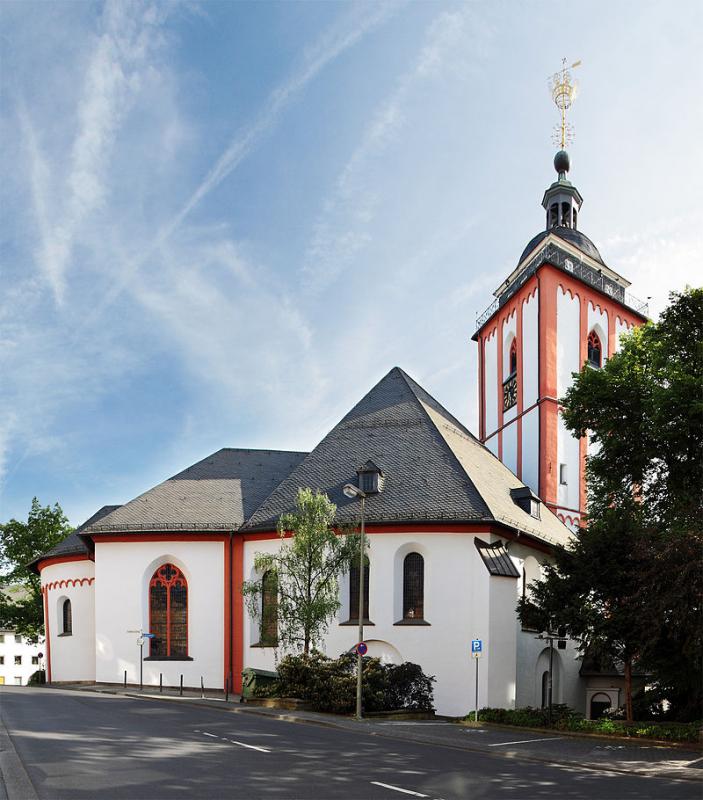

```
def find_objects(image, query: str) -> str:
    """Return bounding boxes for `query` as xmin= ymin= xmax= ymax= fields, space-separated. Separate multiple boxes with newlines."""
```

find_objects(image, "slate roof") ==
xmin=243 ymin=368 xmax=572 ymax=547
xmin=82 ymin=448 xmax=307 ymax=534
xmin=519 ymin=226 xmax=605 ymax=267
xmin=474 ymin=538 xmax=520 ymax=577
xmin=28 ymin=505 xmax=121 ymax=572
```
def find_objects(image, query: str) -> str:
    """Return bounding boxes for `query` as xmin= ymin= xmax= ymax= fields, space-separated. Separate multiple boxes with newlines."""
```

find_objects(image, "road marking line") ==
xmin=227 ymin=739 xmax=271 ymax=753
xmin=488 ymin=736 xmax=564 ymax=747
xmin=201 ymin=732 xmax=218 ymax=738
xmin=370 ymin=782 xmax=428 ymax=797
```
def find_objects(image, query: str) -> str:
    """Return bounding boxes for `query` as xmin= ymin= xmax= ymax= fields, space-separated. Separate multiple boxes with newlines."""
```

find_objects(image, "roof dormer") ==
xmin=356 ymin=460 xmax=384 ymax=495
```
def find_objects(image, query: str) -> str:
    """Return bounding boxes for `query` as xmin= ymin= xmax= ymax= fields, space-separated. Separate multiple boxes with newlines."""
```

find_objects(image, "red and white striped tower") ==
xmin=473 ymin=74 xmax=649 ymax=531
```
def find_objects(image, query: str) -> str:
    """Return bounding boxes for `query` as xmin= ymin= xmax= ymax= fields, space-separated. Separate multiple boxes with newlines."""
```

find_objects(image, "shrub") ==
xmin=27 ymin=670 xmax=46 ymax=685
xmin=271 ymin=651 xmax=435 ymax=713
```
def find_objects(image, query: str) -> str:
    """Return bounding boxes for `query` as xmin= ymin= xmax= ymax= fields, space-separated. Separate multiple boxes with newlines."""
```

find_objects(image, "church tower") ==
xmin=473 ymin=62 xmax=648 ymax=531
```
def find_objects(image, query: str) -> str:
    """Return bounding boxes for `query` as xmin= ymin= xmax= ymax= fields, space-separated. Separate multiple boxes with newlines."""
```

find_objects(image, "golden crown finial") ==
xmin=549 ymin=59 xmax=581 ymax=150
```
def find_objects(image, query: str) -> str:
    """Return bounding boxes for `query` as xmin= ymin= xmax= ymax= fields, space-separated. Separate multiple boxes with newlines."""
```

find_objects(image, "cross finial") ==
xmin=549 ymin=59 xmax=581 ymax=150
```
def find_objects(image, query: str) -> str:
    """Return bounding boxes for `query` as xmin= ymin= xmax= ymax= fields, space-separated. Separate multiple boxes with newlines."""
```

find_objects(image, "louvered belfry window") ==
xmin=149 ymin=563 xmax=188 ymax=658
xmin=403 ymin=552 xmax=424 ymax=620
xmin=349 ymin=556 xmax=370 ymax=621
xmin=260 ymin=570 xmax=278 ymax=646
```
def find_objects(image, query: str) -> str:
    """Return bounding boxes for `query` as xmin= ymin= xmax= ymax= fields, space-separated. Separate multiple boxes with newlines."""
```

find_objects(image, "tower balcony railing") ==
xmin=474 ymin=243 xmax=649 ymax=333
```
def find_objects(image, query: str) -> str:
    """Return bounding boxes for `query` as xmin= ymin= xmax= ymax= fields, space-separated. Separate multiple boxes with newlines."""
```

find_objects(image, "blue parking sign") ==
xmin=471 ymin=639 xmax=482 ymax=653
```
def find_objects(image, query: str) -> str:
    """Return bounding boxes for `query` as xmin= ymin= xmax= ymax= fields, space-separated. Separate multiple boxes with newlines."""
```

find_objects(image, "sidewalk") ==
xmin=54 ymin=683 xmax=702 ymax=783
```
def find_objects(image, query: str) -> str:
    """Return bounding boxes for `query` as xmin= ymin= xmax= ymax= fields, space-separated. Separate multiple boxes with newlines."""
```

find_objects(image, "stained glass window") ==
xmin=62 ymin=598 xmax=72 ymax=635
xmin=587 ymin=330 xmax=602 ymax=368
xmin=403 ymin=553 xmax=424 ymax=620
xmin=349 ymin=556 xmax=370 ymax=622
xmin=260 ymin=570 xmax=278 ymax=646
xmin=149 ymin=563 xmax=188 ymax=658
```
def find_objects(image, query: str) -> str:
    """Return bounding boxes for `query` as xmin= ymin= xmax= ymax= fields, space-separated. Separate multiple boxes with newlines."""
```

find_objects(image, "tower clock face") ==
xmin=503 ymin=375 xmax=517 ymax=411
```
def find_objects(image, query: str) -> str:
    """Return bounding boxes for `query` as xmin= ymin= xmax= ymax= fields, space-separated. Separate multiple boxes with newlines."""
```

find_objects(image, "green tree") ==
xmin=0 ymin=498 xmax=73 ymax=642
xmin=242 ymin=488 xmax=360 ymax=655
xmin=519 ymin=288 xmax=703 ymax=721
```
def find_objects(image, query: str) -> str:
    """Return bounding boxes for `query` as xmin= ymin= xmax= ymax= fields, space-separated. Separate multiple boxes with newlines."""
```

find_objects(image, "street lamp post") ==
xmin=343 ymin=482 xmax=366 ymax=721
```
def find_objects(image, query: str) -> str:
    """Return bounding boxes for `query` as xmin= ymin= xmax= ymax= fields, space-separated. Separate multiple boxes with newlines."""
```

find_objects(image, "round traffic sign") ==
xmin=356 ymin=642 xmax=368 ymax=656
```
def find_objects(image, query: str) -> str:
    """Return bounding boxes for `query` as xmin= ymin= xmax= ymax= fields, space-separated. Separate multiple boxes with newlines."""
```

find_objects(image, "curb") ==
xmin=0 ymin=705 xmax=39 ymax=800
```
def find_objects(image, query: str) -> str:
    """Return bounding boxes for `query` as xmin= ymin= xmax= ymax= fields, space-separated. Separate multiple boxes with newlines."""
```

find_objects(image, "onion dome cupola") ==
xmin=541 ymin=149 xmax=583 ymax=230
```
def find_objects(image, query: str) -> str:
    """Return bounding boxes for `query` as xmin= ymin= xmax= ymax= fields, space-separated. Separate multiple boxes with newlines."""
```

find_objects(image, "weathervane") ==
xmin=549 ymin=59 xmax=581 ymax=149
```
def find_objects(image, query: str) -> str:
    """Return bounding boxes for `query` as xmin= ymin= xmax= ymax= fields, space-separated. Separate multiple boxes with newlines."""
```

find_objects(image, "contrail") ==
xmin=80 ymin=1 xmax=402 ymax=330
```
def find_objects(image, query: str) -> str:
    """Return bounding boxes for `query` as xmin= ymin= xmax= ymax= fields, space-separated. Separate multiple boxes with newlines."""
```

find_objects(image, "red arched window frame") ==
xmin=509 ymin=339 xmax=518 ymax=376
xmin=587 ymin=330 xmax=602 ymax=368
xmin=149 ymin=563 xmax=188 ymax=659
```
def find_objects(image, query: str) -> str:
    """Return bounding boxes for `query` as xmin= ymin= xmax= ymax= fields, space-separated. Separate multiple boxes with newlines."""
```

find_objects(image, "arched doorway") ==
xmin=590 ymin=693 xmax=612 ymax=720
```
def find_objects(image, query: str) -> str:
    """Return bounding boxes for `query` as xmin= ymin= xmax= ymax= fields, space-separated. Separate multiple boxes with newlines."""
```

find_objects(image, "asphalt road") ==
xmin=0 ymin=687 xmax=698 ymax=800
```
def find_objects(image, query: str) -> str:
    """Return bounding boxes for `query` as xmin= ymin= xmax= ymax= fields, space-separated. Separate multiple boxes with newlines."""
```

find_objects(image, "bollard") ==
xmin=201 ymin=676 xmax=204 ymax=699
xmin=159 ymin=673 xmax=163 ymax=693
xmin=124 ymin=669 xmax=127 ymax=689
xmin=180 ymin=674 xmax=183 ymax=697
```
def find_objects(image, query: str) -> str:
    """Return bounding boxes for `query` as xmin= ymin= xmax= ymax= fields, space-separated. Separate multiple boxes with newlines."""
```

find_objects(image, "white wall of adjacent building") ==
xmin=0 ymin=630 xmax=44 ymax=686
xmin=40 ymin=559 xmax=95 ymax=683
xmin=94 ymin=541 xmax=225 ymax=690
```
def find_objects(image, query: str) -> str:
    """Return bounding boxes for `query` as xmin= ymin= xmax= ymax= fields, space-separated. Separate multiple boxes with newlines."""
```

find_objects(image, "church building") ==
xmin=32 ymin=114 xmax=649 ymax=718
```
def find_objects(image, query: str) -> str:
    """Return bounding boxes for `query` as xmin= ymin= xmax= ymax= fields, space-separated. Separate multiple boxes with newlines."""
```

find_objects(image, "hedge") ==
xmin=467 ymin=706 xmax=701 ymax=743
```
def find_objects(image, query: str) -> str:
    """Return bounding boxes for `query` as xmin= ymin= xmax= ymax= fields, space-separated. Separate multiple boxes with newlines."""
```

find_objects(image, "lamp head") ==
xmin=343 ymin=483 xmax=365 ymax=499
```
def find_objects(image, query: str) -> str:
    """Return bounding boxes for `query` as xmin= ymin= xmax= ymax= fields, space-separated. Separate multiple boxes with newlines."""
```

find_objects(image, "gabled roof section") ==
xmin=474 ymin=538 xmax=520 ymax=577
xmin=82 ymin=449 xmax=307 ymax=535
xmin=244 ymin=368 xmax=492 ymax=531
xmin=29 ymin=505 xmax=121 ymax=572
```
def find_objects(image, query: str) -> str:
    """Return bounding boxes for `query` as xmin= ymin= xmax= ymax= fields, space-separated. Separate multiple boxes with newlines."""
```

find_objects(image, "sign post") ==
xmin=128 ymin=629 xmax=155 ymax=691
xmin=471 ymin=639 xmax=482 ymax=722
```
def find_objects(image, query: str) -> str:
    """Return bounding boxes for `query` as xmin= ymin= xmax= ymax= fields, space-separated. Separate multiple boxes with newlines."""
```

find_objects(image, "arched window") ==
xmin=587 ymin=330 xmax=602 ymax=368
xmin=349 ymin=556 xmax=370 ymax=622
xmin=260 ymin=570 xmax=278 ymax=646
xmin=149 ymin=563 xmax=188 ymax=659
xmin=541 ymin=670 xmax=550 ymax=708
xmin=62 ymin=598 xmax=72 ymax=635
xmin=509 ymin=339 xmax=517 ymax=376
xmin=403 ymin=553 xmax=424 ymax=620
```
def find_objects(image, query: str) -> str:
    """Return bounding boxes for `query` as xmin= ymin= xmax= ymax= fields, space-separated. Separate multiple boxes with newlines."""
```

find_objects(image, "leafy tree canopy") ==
xmin=519 ymin=288 xmax=703 ymax=721
xmin=242 ymin=488 xmax=361 ymax=655
xmin=0 ymin=498 xmax=73 ymax=642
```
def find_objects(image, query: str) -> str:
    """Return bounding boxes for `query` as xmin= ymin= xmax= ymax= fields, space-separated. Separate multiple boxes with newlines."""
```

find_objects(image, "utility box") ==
xmin=241 ymin=667 xmax=277 ymax=699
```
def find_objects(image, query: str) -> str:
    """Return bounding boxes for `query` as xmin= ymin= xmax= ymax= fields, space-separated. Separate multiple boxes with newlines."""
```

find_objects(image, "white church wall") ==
xmin=557 ymin=414 xmax=580 ymax=511
xmin=556 ymin=288 xmax=581 ymax=513
xmin=521 ymin=407 xmax=539 ymax=495
xmin=556 ymin=287 xmax=580 ymax=397
xmin=615 ymin=317 xmax=631 ymax=353
xmin=487 ymin=576 xmax=517 ymax=708
xmin=41 ymin=560 xmax=95 ymax=682
xmin=485 ymin=436 xmax=499 ymax=458
xmin=521 ymin=288 xmax=539 ymax=409
xmin=484 ymin=331 xmax=498 ymax=437
xmin=94 ymin=541 xmax=224 ymax=689
xmin=512 ymin=548 xmax=584 ymax=713
xmin=243 ymin=531 xmax=510 ymax=717
xmin=502 ymin=420 xmax=518 ymax=477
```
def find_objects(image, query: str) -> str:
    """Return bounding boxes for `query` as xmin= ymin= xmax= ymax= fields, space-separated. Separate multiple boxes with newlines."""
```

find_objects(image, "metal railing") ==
xmin=474 ymin=243 xmax=649 ymax=332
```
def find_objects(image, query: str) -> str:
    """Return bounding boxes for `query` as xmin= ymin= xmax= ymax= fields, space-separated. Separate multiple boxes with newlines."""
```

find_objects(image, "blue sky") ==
xmin=1 ymin=0 xmax=701 ymax=527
